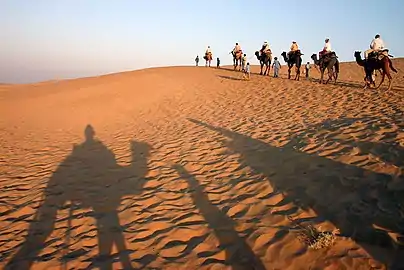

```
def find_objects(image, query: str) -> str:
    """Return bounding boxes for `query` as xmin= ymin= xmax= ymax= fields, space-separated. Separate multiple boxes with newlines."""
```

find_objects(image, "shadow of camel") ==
xmin=6 ymin=125 xmax=151 ymax=270
xmin=187 ymin=118 xmax=404 ymax=269
xmin=172 ymin=164 xmax=266 ymax=270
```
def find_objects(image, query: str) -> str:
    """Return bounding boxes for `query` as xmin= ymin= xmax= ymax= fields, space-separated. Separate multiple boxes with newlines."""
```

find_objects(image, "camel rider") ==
xmin=206 ymin=46 xmax=212 ymax=56
xmin=261 ymin=41 xmax=271 ymax=55
xmin=364 ymin=34 xmax=385 ymax=59
xmin=288 ymin=41 xmax=299 ymax=59
xmin=319 ymin=38 xmax=332 ymax=59
xmin=233 ymin=43 xmax=242 ymax=55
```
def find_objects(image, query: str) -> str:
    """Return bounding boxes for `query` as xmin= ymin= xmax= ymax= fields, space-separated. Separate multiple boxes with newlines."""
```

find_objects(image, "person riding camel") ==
xmin=261 ymin=41 xmax=271 ymax=55
xmin=233 ymin=43 xmax=242 ymax=56
xmin=319 ymin=38 xmax=332 ymax=59
xmin=288 ymin=41 xmax=299 ymax=59
xmin=205 ymin=46 xmax=212 ymax=57
xmin=364 ymin=34 xmax=385 ymax=59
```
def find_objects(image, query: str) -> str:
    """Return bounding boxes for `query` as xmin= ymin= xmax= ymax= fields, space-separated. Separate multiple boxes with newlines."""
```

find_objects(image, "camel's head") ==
xmin=131 ymin=141 xmax=152 ymax=159
xmin=354 ymin=51 xmax=362 ymax=58
xmin=255 ymin=51 xmax=260 ymax=58
xmin=311 ymin=54 xmax=317 ymax=61
xmin=281 ymin=52 xmax=286 ymax=56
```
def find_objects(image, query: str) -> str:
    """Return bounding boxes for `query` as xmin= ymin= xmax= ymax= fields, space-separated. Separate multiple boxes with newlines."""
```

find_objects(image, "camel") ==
xmin=311 ymin=52 xmax=339 ymax=84
xmin=354 ymin=50 xmax=397 ymax=90
xmin=203 ymin=53 xmax=213 ymax=67
xmin=231 ymin=51 xmax=243 ymax=71
xmin=255 ymin=49 xmax=272 ymax=76
xmin=281 ymin=50 xmax=303 ymax=80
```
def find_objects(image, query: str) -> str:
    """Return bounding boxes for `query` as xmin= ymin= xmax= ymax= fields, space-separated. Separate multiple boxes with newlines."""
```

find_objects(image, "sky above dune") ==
xmin=1 ymin=0 xmax=404 ymax=83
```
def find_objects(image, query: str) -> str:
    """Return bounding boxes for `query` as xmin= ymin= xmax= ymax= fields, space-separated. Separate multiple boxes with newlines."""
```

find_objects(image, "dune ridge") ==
xmin=1 ymin=60 xmax=404 ymax=269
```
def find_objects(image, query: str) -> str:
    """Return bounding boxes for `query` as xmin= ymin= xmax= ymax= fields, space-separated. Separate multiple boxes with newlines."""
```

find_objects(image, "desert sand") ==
xmin=1 ymin=60 xmax=404 ymax=270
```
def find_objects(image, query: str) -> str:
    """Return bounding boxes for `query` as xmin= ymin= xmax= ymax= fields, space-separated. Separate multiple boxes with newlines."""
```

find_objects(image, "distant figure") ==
xmin=272 ymin=57 xmax=281 ymax=78
xmin=242 ymin=54 xmax=247 ymax=71
xmin=195 ymin=55 xmax=199 ymax=66
xmin=305 ymin=62 xmax=311 ymax=79
xmin=217 ymin=57 xmax=221 ymax=68
xmin=243 ymin=62 xmax=251 ymax=80
xmin=204 ymin=46 xmax=213 ymax=67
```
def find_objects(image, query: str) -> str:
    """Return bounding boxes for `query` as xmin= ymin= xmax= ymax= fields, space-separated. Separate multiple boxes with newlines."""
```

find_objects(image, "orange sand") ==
xmin=1 ymin=60 xmax=404 ymax=269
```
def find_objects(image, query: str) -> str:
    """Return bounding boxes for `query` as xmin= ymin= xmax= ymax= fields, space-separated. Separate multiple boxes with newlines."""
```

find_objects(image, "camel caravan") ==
xmin=199 ymin=34 xmax=398 ymax=90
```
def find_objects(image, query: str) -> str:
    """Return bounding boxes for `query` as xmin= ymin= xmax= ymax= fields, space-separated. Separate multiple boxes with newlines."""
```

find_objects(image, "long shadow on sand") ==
xmin=6 ymin=125 xmax=151 ymax=270
xmin=172 ymin=164 xmax=266 ymax=270
xmin=217 ymin=75 xmax=245 ymax=81
xmin=188 ymin=117 xmax=404 ymax=268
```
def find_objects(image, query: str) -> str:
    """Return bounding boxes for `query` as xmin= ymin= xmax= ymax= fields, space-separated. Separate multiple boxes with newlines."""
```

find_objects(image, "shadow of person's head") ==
xmin=85 ymin=124 xmax=96 ymax=142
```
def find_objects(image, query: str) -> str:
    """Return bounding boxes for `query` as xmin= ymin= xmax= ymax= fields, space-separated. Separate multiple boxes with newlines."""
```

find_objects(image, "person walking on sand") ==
xmin=242 ymin=54 xmax=247 ymax=71
xmin=272 ymin=57 xmax=281 ymax=78
xmin=217 ymin=57 xmax=221 ymax=68
xmin=195 ymin=55 xmax=199 ymax=66
xmin=305 ymin=62 xmax=311 ymax=79
xmin=243 ymin=62 xmax=251 ymax=80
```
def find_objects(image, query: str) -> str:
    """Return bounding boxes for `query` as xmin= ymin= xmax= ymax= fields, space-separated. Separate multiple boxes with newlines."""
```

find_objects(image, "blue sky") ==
xmin=1 ymin=0 xmax=403 ymax=83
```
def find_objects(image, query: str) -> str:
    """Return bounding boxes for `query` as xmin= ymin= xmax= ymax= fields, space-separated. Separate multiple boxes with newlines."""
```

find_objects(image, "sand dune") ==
xmin=1 ymin=59 xmax=404 ymax=269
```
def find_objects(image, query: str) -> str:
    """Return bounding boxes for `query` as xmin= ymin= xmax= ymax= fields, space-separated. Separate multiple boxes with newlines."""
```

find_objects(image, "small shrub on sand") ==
xmin=287 ymin=216 xmax=339 ymax=250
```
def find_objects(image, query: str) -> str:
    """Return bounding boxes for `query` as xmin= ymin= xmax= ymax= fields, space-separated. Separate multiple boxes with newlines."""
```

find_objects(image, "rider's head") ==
xmin=375 ymin=34 xmax=380 ymax=39
xmin=208 ymin=46 xmax=210 ymax=48
xmin=244 ymin=54 xmax=246 ymax=56
xmin=236 ymin=43 xmax=238 ymax=45
xmin=325 ymin=38 xmax=329 ymax=42
xmin=292 ymin=41 xmax=296 ymax=44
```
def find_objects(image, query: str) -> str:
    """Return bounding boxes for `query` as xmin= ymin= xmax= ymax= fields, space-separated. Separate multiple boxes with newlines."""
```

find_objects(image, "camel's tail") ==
xmin=388 ymin=58 xmax=398 ymax=73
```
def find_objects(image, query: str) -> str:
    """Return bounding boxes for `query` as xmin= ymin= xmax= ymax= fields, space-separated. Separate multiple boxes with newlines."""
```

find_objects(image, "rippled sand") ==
xmin=1 ymin=60 xmax=404 ymax=269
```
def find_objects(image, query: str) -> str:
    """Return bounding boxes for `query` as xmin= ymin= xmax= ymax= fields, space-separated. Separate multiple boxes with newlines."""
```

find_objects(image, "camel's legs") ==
xmin=295 ymin=66 xmax=300 ymax=81
xmin=320 ymin=68 xmax=325 ymax=84
xmin=375 ymin=72 xmax=385 ymax=89
xmin=325 ymin=66 xmax=333 ymax=84
xmin=387 ymin=71 xmax=393 ymax=90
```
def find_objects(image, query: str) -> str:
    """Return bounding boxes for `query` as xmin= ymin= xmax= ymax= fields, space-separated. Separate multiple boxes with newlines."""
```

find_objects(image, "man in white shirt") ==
xmin=319 ymin=38 xmax=332 ymax=59
xmin=364 ymin=34 xmax=385 ymax=59
xmin=206 ymin=46 xmax=212 ymax=55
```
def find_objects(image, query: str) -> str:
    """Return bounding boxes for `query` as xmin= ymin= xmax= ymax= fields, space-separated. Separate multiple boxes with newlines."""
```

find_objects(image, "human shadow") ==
xmin=6 ymin=125 xmax=151 ymax=270
xmin=188 ymin=118 xmax=404 ymax=268
xmin=172 ymin=164 xmax=266 ymax=270
xmin=217 ymin=75 xmax=245 ymax=81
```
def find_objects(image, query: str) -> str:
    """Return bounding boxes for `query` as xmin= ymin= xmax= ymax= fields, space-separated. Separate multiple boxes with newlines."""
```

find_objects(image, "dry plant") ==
xmin=287 ymin=216 xmax=339 ymax=250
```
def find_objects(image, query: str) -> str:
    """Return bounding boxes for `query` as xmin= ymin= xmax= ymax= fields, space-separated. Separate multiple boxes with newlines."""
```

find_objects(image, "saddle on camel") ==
xmin=204 ymin=52 xmax=212 ymax=61
xmin=288 ymin=50 xmax=303 ymax=60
